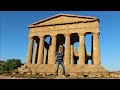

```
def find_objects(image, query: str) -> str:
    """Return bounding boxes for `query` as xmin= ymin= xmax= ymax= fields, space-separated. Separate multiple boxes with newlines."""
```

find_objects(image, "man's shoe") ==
xmin=55 ymin=75 xmax=58 ymax=77
xmin=62 ymin=75 xmax=66 ymax=77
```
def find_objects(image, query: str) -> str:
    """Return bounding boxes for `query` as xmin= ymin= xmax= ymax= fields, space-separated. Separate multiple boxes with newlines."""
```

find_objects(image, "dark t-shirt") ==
xmin=56 ymin=51 xmax=64 ymax=61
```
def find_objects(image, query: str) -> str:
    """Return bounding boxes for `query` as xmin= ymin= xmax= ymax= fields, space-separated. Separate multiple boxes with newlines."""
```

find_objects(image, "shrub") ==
xmin=1 ymin=58 xmax=22 ymax=73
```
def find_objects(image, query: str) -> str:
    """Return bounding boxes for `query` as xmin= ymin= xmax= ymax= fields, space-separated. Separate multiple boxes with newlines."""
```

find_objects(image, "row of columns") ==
xmin=26 ymin=32 xmax=100 ymax=66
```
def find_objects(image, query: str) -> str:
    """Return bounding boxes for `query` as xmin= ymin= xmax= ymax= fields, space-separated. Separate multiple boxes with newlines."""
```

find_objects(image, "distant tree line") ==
xmin=0 ymin=58 xmax=23 ymax=73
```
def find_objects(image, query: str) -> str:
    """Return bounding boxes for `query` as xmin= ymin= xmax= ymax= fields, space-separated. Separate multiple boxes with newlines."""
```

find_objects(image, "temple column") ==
xmin=37 ymin=35 xmax=44 ymax=64
xmin=26 ymin=37 xmax=34 ymax=65
xmin=78 ymin=33 xmax=85 ymax=65
xmin=43 ymin=47 xmax=47 ymax=64
xmin=33 ymin=41 xmax=39 ymax=64
xmin=64 ymin=34 xmax=71 ymax=65
xmin=92 ymin=32 xmax=100 ymax=65
xmin=50 ymin=35 xmax=57 ymax=64
xmin=48 ymin=37 xmax=52 ymax=64
xmin=71 ymin=45 xmax=74 ymax=64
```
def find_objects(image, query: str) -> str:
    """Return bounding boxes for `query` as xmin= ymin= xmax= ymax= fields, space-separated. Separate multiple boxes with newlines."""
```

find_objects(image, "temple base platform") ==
xmin=17 ymin=64 xmax=109 ymax=78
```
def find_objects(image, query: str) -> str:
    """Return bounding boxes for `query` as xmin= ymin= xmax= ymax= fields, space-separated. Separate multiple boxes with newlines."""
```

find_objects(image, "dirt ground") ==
xmin=0 ymin=74 xmax=120 ymax=79
xmin=0 ymin=74 xmax=76 ymax=79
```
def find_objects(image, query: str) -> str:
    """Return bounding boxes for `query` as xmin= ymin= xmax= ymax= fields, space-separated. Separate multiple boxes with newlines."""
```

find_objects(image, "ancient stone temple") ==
xmin=18 ymin=13 xmax=109 ymax=77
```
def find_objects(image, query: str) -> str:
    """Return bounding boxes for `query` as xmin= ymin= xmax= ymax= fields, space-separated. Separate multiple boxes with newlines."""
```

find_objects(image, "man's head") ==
xmin=59 ymin=45 xmax=64 ymax=52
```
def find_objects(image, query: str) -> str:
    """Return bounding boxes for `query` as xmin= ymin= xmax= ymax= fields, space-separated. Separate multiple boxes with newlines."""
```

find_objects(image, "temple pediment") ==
xmin=28 ymin=13 xmax=99 ymax=28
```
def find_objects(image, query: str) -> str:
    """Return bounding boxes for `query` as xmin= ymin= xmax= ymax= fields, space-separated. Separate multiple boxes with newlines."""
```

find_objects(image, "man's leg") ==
xmin=55 ymin=62 xmax=59 ymax=76
xmin=60 ymin=61 xmax=65 ymax=76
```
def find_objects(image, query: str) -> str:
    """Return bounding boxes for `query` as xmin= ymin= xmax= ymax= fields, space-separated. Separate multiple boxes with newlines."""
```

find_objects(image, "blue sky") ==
xmin=0 ymin=11 xmax=120 ymax=71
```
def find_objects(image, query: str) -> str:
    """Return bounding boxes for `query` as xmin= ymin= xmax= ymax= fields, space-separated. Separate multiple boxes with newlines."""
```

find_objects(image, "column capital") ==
xmin=51 ymin=34 xmax=57 ymax=37
xmin=38 ymin=35 xmax=44 ymax=38
xmin=78 ymin=33 xmax=85 ymax=36
xmin=92 ymin=32 xmax=100 ymax=36
xmin=64 ymin=34 xmax=70 ymax=37
xmin=28 ymin=36 xmax=33 ymax=39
